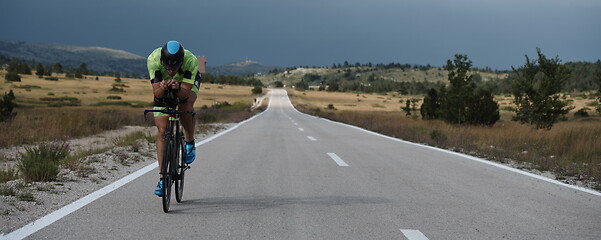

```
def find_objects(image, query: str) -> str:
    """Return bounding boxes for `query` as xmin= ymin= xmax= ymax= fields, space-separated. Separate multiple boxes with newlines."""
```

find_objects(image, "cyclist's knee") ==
xmin=156 ymin=127 xmax=167 ymax=137
xmin=180 ymin=96 xmax=196 ymax=110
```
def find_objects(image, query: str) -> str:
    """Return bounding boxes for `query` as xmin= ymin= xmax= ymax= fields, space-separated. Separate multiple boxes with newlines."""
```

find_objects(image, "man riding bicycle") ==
xmin=148 ymin=40 xmax=206 ymax=196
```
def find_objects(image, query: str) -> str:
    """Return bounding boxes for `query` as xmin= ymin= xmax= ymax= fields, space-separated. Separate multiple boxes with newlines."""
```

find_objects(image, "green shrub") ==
xmin=18 ymin=192 xmax=35 ymax=202
xmin=14 ymin=85 xmax=41 ymax=90
xmin=1 ymin=90 xmax=17 ymax=122
xmin=574 ymin=108 xmax=590 ymax=118
xmin=430 ymin=129 xmax=447 ymax=142
xmin=40 ymin=96 xmax=81 ymax=107
xmin=5 ymin=72 xmax=21 ymax=82
xmin=212 ymin=101 xmax=231 ymax=109
xmin=18 ymin=142 xmax=70 ymax=182
xmin=112 ymin=83 xmax=128 ymax=88
xmin=252 ymin=86 xmax=263 ymax=94
xmin=109 ymin=86 xmax=126 ymax=92
xmin=0 ymin=167 xmax=18 ymax=183
xmin=198 ymin=112 xmax=217 ymax=123
xmin=468 ymin=89 xmax=500 ymax=125
xmin=44 ymin=77 xmax=59 ymax=81
xmin=327 ymin=104 xmax=336 ymax=110
xmin=0 ymin=186 xmax=16 ymax=196
xmin=107 ymin=95 xmax=122 ymax=100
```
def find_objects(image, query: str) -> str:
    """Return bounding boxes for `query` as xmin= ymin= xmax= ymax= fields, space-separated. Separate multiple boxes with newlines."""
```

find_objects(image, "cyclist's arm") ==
xmin=148 ymin=50 xmax=168 ymax=99
xmin=176 ymin=53 xmax=199 ymax=99
xmin=152 ymin=82 xmax=167 ymax=99
xmin=149 ymin=69 xmax=167 ymax=99
xmin=176 ymin=82 xmax=193 ymax=99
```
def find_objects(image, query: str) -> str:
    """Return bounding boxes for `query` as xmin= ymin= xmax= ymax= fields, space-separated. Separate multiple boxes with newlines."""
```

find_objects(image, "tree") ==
xmin=252 ymin=86 xmax=263 ymax=94
xmin=511 ymin=48 xmax=573 ymax=130
xmin=421 ymin=88 xmax=442 ymax=120
xmin=402 ymin=99 xmax=412 ymax=116
xmin=0 ymin=90 xmax=17 ymax=122
xmin=294 ymin=80 xmax=309 ymax=91
xmin=5 ymin=72 xmax=21 ymax=82
xmin=53 ymin=63 xmax=63 ymax=73
xmin=441 ymin=54 xmax=475 ymax=124
xmin=367 ymin=73 xmax=376 ymax=82
xmin=75 ymin=63 xmax=88 ymax=78
xmin=468 ymin=89 xmax=500 ymax=125
xmin=273 ymin=81 xmax=283 ymax=88
xmin=36 ymin=64 xmax=45 ymax=77
xmin=439 ymin=54 xmax=500 ymax=126
xmin=7 ymin=60 xmax=31 ymax=74
xmin=402 ymin=98 xmax=420 ymax=116
xmin=327 ymin=81 xmax=339 ymax=92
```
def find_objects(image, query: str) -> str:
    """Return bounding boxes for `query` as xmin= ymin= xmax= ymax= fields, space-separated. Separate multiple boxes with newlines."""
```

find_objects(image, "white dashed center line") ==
xmin=400 ymin=229 xmax=429 ymax=240
xmin=327 ymin=152 xmax=348 ymax=167
xmin=307 ymin=136 xmax=316 ymax=141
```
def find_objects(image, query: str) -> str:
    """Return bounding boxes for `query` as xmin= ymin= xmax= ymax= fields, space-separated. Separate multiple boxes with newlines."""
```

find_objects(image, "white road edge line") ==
xmin=327 ymin=152 xmax=349 ymax=167
xmin=307 ymin=136 xmax=317 ymax=141
xmin=400 ymin=229 xmax=429 ymax=240
xmin=3 ymin=91 xmax=275 ymax=240
xmin=282 ymin=90 xmax=601 ymax=197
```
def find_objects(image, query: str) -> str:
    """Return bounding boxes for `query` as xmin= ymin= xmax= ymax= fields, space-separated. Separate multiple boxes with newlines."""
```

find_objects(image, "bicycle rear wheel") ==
xmin=175 ymin=134 xmax=185 ymax=202
xmin=161 ymin=138 xmax=173 ymax=213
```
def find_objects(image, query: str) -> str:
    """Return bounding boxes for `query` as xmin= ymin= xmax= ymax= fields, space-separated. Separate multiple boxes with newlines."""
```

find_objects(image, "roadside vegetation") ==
xmin=286 ymin=49 xmax=601 ymax=190
xmin=0 ymin=65 xmax=267 ymax=185
xmin=294 ymin=103 xmax=601 ymax=190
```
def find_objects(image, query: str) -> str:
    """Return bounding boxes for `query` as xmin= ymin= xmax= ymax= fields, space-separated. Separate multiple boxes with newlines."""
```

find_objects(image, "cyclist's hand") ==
xmin=167 ymin=79 xmax=180 ymax=90
xmin=159 ymin=80 xmax=171 ymax=90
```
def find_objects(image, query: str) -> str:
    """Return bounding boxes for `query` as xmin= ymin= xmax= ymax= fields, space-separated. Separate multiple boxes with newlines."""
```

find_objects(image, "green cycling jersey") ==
xmin=147 ymin=47 xmax=200 ymax=94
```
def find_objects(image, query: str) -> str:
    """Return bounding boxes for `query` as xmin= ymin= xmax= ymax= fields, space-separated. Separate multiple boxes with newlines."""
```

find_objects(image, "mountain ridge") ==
xmin=0 ymin=40 xmax=278 ymax=76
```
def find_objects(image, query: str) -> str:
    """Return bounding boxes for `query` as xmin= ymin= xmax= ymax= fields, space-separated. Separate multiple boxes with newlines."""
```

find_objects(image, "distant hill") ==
xmin=0 ymin=40 xmax=280 ymax=77
xmin=207 ymin=60 xmax=279 ymax=76
xmin=0 ymin=40 xmax=147 ymax=75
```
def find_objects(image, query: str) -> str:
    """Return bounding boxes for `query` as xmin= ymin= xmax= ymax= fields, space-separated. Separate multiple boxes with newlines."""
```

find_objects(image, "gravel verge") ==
xmin=0 ymin=123 xmax=235 ymax=234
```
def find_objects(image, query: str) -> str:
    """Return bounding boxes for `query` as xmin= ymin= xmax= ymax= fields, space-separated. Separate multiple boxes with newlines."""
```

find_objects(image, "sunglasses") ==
xmin=163 ymin=59 xmax=182 ymax=71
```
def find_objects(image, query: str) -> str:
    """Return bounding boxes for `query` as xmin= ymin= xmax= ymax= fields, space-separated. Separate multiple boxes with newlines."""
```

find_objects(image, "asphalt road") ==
xmin=16 ymin=89 xmax=601 ymax=239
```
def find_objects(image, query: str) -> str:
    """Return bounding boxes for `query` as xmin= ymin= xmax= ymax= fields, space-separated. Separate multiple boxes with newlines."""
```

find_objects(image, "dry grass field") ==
xmin=0 ymin=71 xmax=261 ymax=147
xmin=0 ymin=70 xmax=257 ymax=108
xmin=287 ymin=88 xmax=599 ymax=121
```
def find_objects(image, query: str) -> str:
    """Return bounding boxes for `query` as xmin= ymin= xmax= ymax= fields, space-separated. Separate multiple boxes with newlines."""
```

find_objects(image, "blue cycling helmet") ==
xmin=160 ymin=41 xmax=184 ymax=70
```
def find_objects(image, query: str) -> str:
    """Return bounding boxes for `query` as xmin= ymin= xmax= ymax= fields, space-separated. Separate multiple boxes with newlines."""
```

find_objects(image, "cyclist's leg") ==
xmin=178 ymin=92 xmax=197 ymax=142
xmin=179 ymin=72 xmax=200 ymax=142
xmin=154 ymin=116 xmax=169 ymax=174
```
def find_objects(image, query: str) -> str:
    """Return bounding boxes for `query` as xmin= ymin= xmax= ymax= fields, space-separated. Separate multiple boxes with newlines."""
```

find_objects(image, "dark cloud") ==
xmin=1 ymin=0 xmax=599 ymax=69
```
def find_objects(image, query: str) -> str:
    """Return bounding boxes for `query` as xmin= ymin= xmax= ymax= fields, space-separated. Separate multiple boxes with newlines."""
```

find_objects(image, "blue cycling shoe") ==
xmin=184 ymin=141 xmax=195 ymax=164
xmin=154 ymin=179 xmax=164 ymax=196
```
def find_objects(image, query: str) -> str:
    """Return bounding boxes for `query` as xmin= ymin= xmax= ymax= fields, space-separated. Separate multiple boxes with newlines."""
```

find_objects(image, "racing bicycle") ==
xmin=144 ymin=88 xmax=195 ymax=212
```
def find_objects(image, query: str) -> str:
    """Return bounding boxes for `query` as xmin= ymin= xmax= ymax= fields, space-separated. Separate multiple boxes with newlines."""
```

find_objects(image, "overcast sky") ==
xmin=1 ymin=0 xmax=599 ymax=69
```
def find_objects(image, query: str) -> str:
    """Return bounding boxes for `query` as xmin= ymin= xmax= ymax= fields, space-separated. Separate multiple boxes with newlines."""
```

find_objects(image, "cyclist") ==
xmin=148 ymin=40 xmax=207 ymax=196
